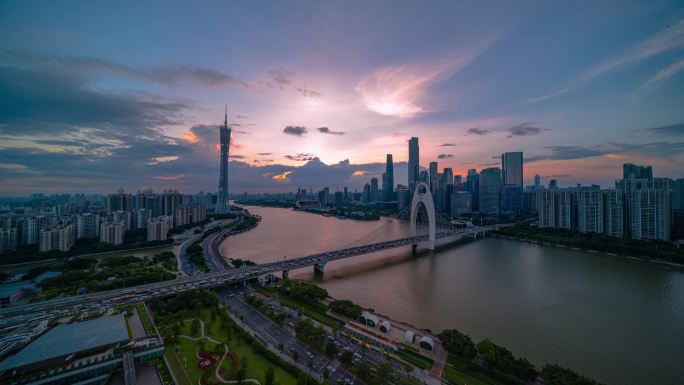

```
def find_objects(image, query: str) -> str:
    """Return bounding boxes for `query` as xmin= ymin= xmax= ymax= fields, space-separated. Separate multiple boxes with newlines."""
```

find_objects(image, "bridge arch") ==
xmin=409 ymin=182 xmax=436 ymax=250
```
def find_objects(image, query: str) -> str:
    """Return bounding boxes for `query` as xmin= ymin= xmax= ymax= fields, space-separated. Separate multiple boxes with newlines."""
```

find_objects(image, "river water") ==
xmin=220 ymin=206 xmax=684 ymax=385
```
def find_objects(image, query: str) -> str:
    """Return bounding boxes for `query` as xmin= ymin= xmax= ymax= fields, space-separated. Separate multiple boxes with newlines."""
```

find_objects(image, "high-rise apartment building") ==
xmin=623 ymin=163 xmax=653 ymax=180
xmin=603 ymin=189 xmax=624 ymax=237
xmin=100 ymin=221 xmax=125 ymax=245
xmin=629 ymin=188 xmax=671 ymax=241
xmin=673 ymin=178 xmax=684 ymax=211
xmin=537 ymin=190 xmax=556 ymax=228
xmin=39 ymin=225 xmax=74 ymax=252
xmin=575 ymin=189 xmax=604 ymax=233
xmin=76 ymin=213 xmax=100 ymax=239
xmin=107 ymin=188 xmax=132 ymax=212
xmin=147 ymin=216 xmax=171 ymax=242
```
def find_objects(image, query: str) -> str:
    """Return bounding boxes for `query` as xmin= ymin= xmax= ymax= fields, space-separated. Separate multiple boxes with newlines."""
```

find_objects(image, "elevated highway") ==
xmin=0 ymin=225 xmax=506 ymax=325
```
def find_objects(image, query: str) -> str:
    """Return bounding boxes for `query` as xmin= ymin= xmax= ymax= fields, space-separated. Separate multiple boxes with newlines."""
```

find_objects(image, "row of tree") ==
xmin=278 ymin=279 xmax=328 ymax=306
xmin=438 ymin=328 xmax=603 ymax=385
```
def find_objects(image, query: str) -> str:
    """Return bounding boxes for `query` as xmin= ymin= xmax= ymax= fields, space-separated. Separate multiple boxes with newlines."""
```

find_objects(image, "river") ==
xmin=220 ymin=205 xmax=684 ymax=385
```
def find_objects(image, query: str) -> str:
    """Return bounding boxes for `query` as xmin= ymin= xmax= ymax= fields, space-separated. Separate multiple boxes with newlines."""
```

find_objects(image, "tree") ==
xmin=325 ymin=341 xmax=338 ymax=357
xmin=329 ymin=300 xmax=363 ymax=319
xmin=340 ymin=351 xmax=353 ymax=366
xmin=438 ymin=329 xmax=476 ymax=360
xmin=323 ymin=367 xmax=330 ymax=379
xmin=542 ymin=364 xmax=604 ymax=385
xmin=355 ymin=360 xmax=372 ymax=381
xmin=265 ymin=367 xmax=275 ymax=385
xmin=278 ymin=342 xmax=284 ymax=351
xmin=293 ymin=350 xmax=299 ymax=362
xmin=296 ymin=373 xmax=307 ymax=385
xmin=374 ymin=363 xmax=394 ymax=385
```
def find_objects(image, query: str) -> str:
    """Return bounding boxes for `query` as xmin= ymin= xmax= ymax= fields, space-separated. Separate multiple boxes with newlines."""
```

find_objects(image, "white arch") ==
xmin=410 ymin=182 xmax=436 ymax=250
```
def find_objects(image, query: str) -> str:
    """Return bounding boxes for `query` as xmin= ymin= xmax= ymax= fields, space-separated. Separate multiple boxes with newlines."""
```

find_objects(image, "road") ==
xmin=217 ymin=287 xmax=361 ymax=385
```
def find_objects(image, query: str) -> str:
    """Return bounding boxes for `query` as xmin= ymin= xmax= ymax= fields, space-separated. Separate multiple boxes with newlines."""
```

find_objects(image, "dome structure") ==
xmin=379 ymin=320 xmax=392 ymax=333
xmin=359 ymin=311 xmax=379 ymax=327
xmin=419 ymin=336 xmax=434 ymax=351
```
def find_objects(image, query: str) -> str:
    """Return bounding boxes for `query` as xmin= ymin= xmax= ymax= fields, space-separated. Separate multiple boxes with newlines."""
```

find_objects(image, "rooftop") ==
xmin=0 ymin=281 xmax=35 ymax=299
xmin=0 ymin=314 xmax=129 ymax=371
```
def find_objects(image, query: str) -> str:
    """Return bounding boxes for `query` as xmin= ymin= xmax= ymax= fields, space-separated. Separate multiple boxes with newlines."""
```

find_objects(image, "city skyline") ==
xmin=1 ymin=1 xmax=684 ymax=195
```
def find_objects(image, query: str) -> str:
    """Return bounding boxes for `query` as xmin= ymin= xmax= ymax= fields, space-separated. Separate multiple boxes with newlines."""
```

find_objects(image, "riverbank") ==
xmin=493 ymin=234 xmax=684 ymax=269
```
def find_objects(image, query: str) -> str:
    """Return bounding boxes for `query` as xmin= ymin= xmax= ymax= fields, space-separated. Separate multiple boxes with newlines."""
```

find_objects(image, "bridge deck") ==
xmin=0 ymin=225 xmax=506 ymax=324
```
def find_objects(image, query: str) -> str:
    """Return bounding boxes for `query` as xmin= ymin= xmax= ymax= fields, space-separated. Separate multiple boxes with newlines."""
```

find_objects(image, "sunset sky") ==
xmin=1 ymin=1 xmax=683 ymax=194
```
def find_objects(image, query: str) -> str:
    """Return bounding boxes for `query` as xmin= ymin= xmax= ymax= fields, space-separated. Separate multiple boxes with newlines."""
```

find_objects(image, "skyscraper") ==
xmin=217 ymin=107 xmax=232 ymax=213
xmin=370 ymin=178 xmax=379 ymax=202
xmin=501 ymin=152 xmax=523 ymax=212
xmin=534 ymin=174 xmax=541 ymax=190
xmin=408 ymin=137 xmax=419 ymax=193
xmin=429 ymin=162 xmax=438 ymax=175
xmin=479 ymin=167 xmax=501 ymax=216
xmin=383 ymin=154 xmax=394 ymax=201
xmin=467 ymin=169 xmax=480 ymax=211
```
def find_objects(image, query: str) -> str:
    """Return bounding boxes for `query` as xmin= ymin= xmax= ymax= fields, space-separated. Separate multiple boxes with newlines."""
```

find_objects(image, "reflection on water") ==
xmin=221 ymin=206 xmax=684 ymax=385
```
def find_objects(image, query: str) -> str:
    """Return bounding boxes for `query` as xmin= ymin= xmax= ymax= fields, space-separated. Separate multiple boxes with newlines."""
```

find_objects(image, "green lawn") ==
xmin=443 ymin=365 xmax=500 ymax=385
xmin=163 ymin=308 xmax=297 ymax=385
xmin=395 ymin=348 xmax=434 ymax=370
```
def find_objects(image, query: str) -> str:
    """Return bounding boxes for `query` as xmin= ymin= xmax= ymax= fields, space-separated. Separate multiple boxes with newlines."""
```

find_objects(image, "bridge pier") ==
xmin=412 ymin=244 xmax=417 ymax=252
xmin=314 ymin=262 xmax=326 ymax=274
xmin=282 ymin=270 xmax=289 ymax=279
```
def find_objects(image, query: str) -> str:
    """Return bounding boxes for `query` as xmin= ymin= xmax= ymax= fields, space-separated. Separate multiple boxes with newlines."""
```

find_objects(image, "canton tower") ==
xmin=217 ymin=106 xmax=231 ymax=213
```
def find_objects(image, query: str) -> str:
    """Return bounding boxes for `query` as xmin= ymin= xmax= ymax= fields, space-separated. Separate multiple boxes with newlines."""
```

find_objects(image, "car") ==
xmin=289 ymin=347 xmax=295 ymax=352
xmin=345 ymin=379 xmax=353 ymax=385
xmin=328 ymin=335 xmax=335 ymax=341
xmin=306 ymin=352 xmax=313 ymax=359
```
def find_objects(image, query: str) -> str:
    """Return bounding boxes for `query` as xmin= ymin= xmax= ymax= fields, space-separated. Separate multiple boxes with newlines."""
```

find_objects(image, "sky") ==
xmin=1 ymin=0 xmax=683 ymax=195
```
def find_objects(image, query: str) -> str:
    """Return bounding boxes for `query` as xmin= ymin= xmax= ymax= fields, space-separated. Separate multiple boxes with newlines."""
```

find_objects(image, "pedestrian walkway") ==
xmin=177 ymin=318 xmax=262 ymax=385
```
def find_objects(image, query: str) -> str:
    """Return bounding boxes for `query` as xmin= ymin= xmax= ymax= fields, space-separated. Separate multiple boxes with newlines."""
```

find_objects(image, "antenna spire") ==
xmin=224 ymin=104 xmax=228 ymax=127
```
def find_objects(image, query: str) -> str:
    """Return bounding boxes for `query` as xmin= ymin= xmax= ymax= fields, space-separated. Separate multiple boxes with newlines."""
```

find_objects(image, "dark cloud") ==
xmin=506 ymin=122 xmax=549 ymax=138
xmin=257 ymin=153 xmax=273 ymax=156
xmin=1 ymin=49 xmax=246 ymax=88
xmin=283 ymin=126 xmax=308 ymax=136
xmin=526 ymin=142 xmax=684 ymax=162
xmin=467 ymin=127 xmax=492 ymax=135
xmin=646 ymin=122 xmax=684 ymax=136
xmin=230 ymin=155 xmax=245 ymax=159
xmin=439 ymin=143 xmax=457 ymax=147
xmin=268 ymin=69 xmax=293 ymax=89
xmin=437 ymin=154 xmax=453 ymax=159
xmin=296 ymin=87 xmax=322 ymax=98
xmin=478 ymin=162 xmax=499 ymax=167
xmin=285 ymin=153 xmax=317 ymax=162
xmin=0 ymin=66 xmax=190 ymax=136
xmin=318 ymin=127 xmax=346 ymax=136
